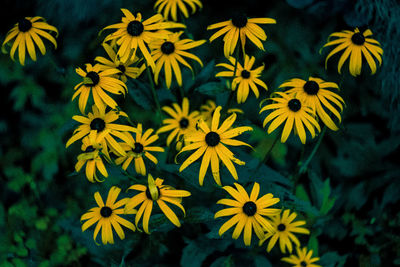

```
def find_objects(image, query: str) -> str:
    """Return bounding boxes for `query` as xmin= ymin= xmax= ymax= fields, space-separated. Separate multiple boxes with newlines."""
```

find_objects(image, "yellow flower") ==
xmin=150 ymin=31 xmax=205 ymax=89
xmin=279 ymin=77 xmax=345 ymax=131
xmin=281 ymin=247 xmax=321 ymax=267
xmin=215 ymin=182 xmax=280 ymax=246
xmin=321 ymin=28 xmax=383 ymax=76
xmin=2 ymin=16 xmax=58 ymax=65
xmin=259 ymin=209 xmax=310 ymax=253
xmin=200 ymin=100 xmax=243 ymax=127
xmin=216 ymin=54 xmax=268 ymax=103
xmin=260 ymin=92 xmax=321 ymax=144
xmin=207 ymin=14 xmax=276 ymax=58
xmin=66 ymin=105 xmax=136 ymax=156
xmin=115 ymin=123 xmax=164 ymax=175
xmin=81 ymin=186 xmax=136 ymax=245
xmin=179 ymin=106 xmax=252 ymax=186
xmin=125 ymin=174 xmax=191 ymax=234
xmin=157 ymin=97 xmax=200 ymax=147
xmin=95 ymin=43 xmax=145 ymax=83
xmin=154 ymin=0 xmax=203 ymax=21
xmin=75 ymin=132 xmax=109 ymax=183
xmin=73 ymin=63 xmax=127 ymax=114
xmin=102 ymin=9 xmax=185 ymax=70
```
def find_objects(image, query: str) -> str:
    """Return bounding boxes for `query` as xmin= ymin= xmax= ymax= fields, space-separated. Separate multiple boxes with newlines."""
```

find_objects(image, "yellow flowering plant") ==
xmin=4 ymin=1 xmax=391 ymax=267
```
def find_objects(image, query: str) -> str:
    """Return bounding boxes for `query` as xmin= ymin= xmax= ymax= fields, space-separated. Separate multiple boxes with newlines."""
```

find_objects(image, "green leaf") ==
xmin=320 ymin=179 xmax=336 ymax=215
xmin=254 ymin=255 xmax=273 ymax=267
xmin=127 ymin=79 xmax=153 ymax=110
xmin=295 ymin=184 xmax=311 ymax=203
xmin=307 ymin=233 xmax=319 ymax=257
xmin=193 ymin=59 xmax=215 ymax=85
xmin=181 ymin=236 xmax=231 ymax=267
xmin=9 ymin=80 xmax=45 ymax=111
xmin=195 ymin=81 xmax=227 ymax=96
xmin=210 ymin=255 xmax=234 ymax=267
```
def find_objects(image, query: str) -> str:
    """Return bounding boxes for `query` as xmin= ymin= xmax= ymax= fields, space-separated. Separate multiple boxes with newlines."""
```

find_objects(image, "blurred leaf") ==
xmin=181 ymin=236 xmax=231 ymax=267
xmin=307 ymin=233 xmax=319 ymax=257
xmin=9 ymin=80 xmax=44 ymax=111
xmin=127 ymin=79 xmax=153 ymax=111
xmin=254 ymin=255 xmax=273 ymax=267
xmin=286 ymin=0 xmax=314 ymax=9
xmin=195 ymin=81 xmax=227 ymax=96
xmin=296 ymin=184 xmax=311 ymax=203
xmin=210 ymin=255 xmax=234 ymax=267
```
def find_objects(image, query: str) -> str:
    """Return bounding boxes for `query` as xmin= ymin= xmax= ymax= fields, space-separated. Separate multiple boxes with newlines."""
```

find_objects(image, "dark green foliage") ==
xmin=1 ymin=0 xmax=400 ymax=266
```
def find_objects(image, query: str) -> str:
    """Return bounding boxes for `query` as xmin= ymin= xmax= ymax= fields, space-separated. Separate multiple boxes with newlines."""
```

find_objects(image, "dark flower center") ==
xmin=145 ymin=186 xmax=161 ymax=200
xmin=277 ymin=223 xmax=286 ymax=231
xmin=100 ymin=206 xmax=112 ymax=217
xmin=205 ymin=131 xmax=220 ymax=146
xmin=179 ymin=118 xmax=189 ymax=129
xmin=18 ymin=18 xmax=32 ymax=32
xmin=351 ymin=32 xmax=365 ymax=45
xmin=90 ymin=118 xmax=106 ymax=132
xmin=132 ymin=142 xmax=144 ymax=153
xmin=300 ymin=261 xmax=307 ymax=267
xmin=231 ymin=13 xmax=248 ymax=28
xmin=127 ymin=21 xmax=144 ymax=36
xmin=303 ymin=80 xmax=319 ymax=95
xmin=86 ymin=71 xmax=100 ymax=86
xmin=243 ymin=201 xmax=257 ymax=216
xmin=117 ymin=64 xmax=126 ymax=73
xmin=288 ymin=99 xmax=301 ymax=112
xmin=241 ymin=70 xmax=250 ymax=79
xmin=161 ymin=41 xmax=175 ymax=55
xmin=85 ymin=146 xmax=96 ymax=153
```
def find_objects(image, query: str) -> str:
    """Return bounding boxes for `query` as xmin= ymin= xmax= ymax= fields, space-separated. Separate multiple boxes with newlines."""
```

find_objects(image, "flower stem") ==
xmin=262 ymin=133 xmax=280 ymax=165
xmin=299 ymin=125 xmax=327 ymax=174
xmin=292 ymin=125 xmax=327 ymax=191
xmin=227 ymin=41 xmax=241 ymax=107
xmin=177 ymin=86 xmax=185 ymax=102
xmin=144 ymin=60 xmax=161 ymax=120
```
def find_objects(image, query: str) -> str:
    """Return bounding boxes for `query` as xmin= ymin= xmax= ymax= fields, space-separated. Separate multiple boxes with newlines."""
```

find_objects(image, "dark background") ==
xmin=1 ymin=0 xmax=400 ymax=266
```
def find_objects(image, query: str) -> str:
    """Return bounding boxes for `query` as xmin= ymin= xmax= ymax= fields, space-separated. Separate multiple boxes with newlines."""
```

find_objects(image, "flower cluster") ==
xmin=2 ymin=1 xmax=384 ymax=266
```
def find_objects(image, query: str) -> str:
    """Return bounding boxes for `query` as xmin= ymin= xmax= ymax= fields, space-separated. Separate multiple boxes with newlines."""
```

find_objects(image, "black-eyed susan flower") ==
xmin=154 ymin=0 xmax=203 ymax=22
xmin=102 ymin=9 xmax=185 ymax=69
xmin=95 ymin=43 xmax=144 ymax=83
xmin=281 ymin=247 xmax=321 ymax=267
xmin=215 ymin=182 xmax=280 ymax=246
xmin=178 ymin=106 xmax=252 ymax=186
xmin=279 ymin=77 xmax=345 ymax=131
xmin=259 ymin=209 xmax=310 ymax=253
xmin=2 ymin=16 xmax=58 ymax=65
xmin=66 ymin=105 xmax=136 ymax=156
xmin=115 ymin=123 xmax=164 ymax=175
xmin=81 ymin=186 xmax=136 ymax=245
xmin=216 ymin=54 xmax=268 ymax=103
xmin=75 ymin=132 xmax=109 ymax=183
xmin=207 ymin=14 xmax=276 ymax=58
xmin=73 ymin=63 xmax=127 ymax=114
xmin=125 ymin=174 xmax=191 ymax=234
xmin=200 ymin=99 xmax=243 ymax=127
xmin=260 ymin=92 xmax=321 ymax=144
xmin=157 ymin=97 xmax=200 ymax=147
xmin=150 ymin=31 xmax=205 ymax=89
xmin=321 ymin=28 xmax=383 ymax=76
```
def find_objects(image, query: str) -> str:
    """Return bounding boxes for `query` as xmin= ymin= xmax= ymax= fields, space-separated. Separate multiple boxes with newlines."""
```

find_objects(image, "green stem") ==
xmin=299 ymin=125 xmax=327 ymax=174
xmin=262 ymin=133 xmax=280 ymax=165
xmin=144 ymin=60 xmax=161 ymax=120
xmin=227 ymin=41 xmax=241 ymax=107
xmin=180 ymin=13 xmax=194 ymax=40
xmin=177 ymin=85 xmax=185 ymax=102
xmin=291 ymin=126 xmax=327 ymax=192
